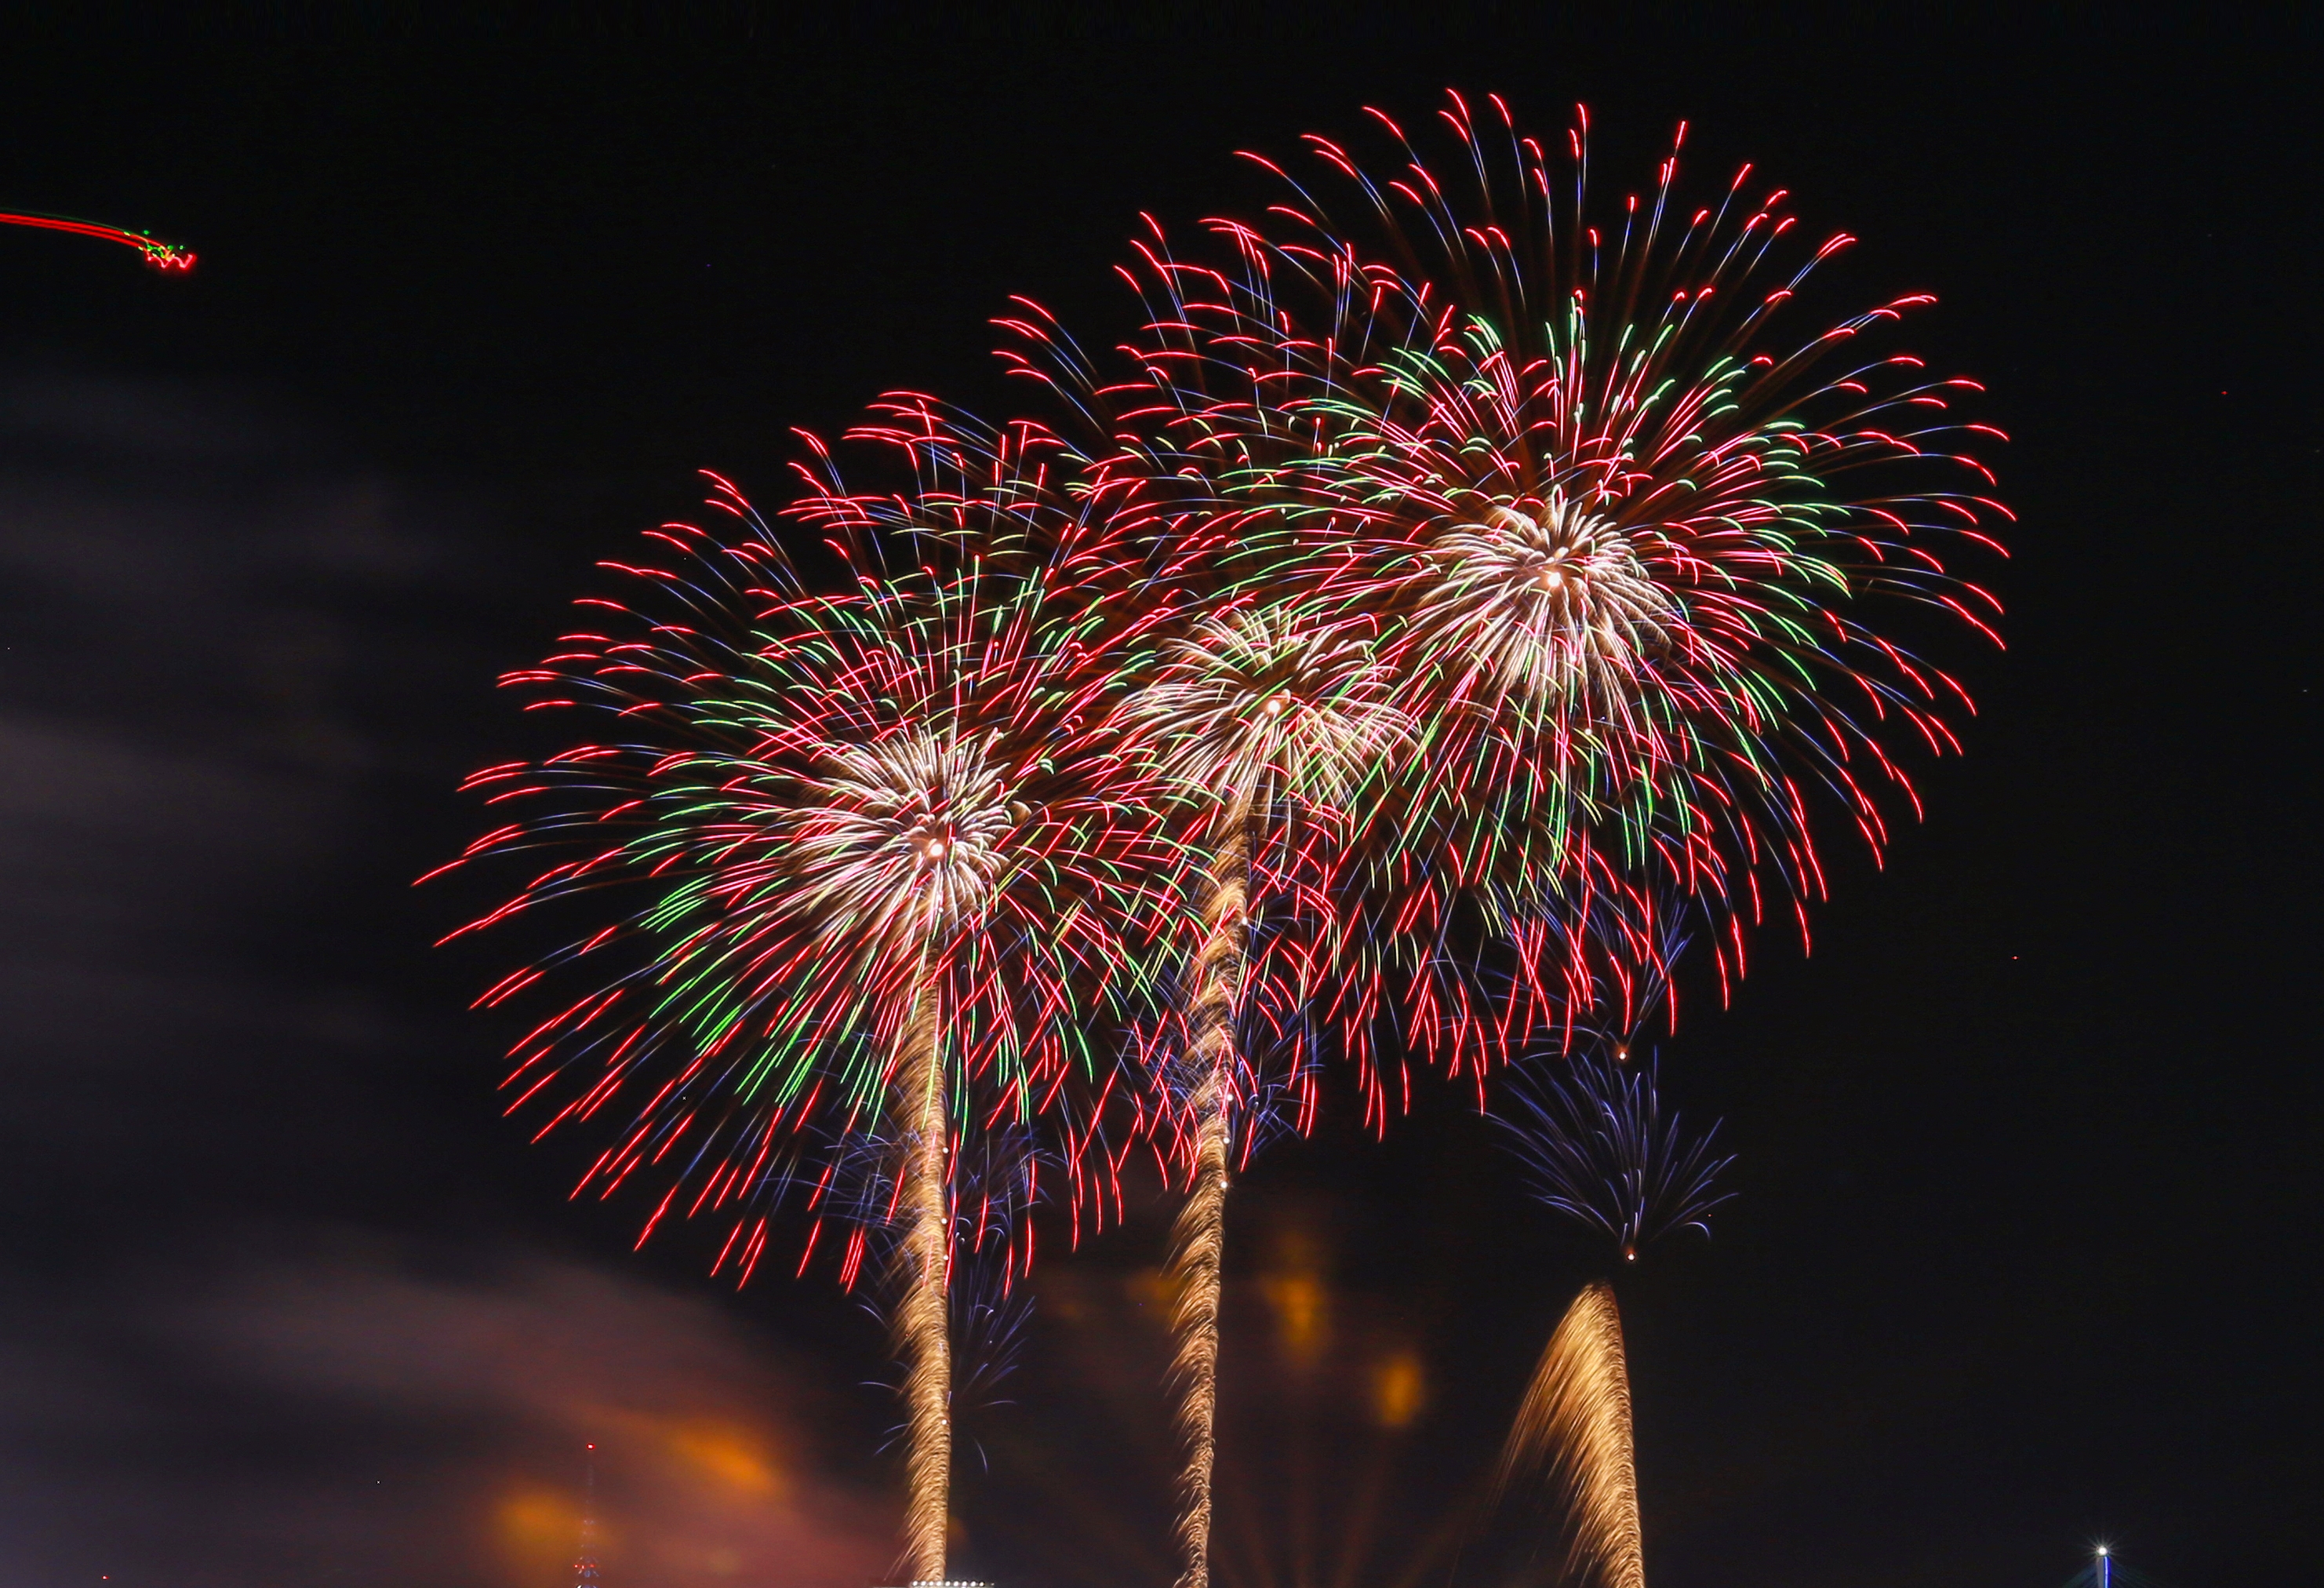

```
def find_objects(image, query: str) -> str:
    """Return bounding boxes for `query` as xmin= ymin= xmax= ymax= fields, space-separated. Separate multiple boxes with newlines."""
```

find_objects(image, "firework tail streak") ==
xmin=1499 ymin=1283 xmax=1646 ymax=1588
xmin=893 ymin=961 xmax=950 ymax=1582
xmin=1163 ymin=789 xmax=1246 ymax=1588
xmin=0 ymin=209 xmax=195 ymax=269
xmin=1121 ymin=608 xmax=1411 ymax=1588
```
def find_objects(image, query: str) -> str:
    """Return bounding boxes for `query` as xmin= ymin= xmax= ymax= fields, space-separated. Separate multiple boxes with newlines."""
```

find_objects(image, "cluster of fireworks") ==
xmin=435 ymin=93 xmax=2003 ymax=1587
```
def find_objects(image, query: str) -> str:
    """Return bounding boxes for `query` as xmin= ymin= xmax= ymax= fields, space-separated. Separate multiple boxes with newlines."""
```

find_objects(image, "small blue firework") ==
xmin=1499 ymin=1045 xmax=1735 ymax=1262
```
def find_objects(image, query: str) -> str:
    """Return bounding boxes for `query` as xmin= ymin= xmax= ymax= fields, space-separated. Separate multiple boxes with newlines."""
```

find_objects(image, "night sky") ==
xmin=0 ymin=12 xmax=2312 ymax=1588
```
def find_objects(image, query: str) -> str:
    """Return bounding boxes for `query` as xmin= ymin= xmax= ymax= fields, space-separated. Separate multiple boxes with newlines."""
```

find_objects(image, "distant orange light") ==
xmin=1372 ymin=1351 xmax=1426 ymax=1427
xmin=495 ymin=1485 xmax=583 ymax=1568
xmin=667 ymin=1423 xmax=784 ymax=1498
xmin=1260 ymin=1271 xmax=1329 ymax=1365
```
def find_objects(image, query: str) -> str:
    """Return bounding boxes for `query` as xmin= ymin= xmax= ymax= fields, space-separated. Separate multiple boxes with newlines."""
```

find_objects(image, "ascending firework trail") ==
xmin=1 ymin=210 xmax=195 ymax=270
xmin=1124 ymin=610 xmax=1409 ymax=1586
xmin=1500 ymin=1283 xmax=1646 ymax=1588
xmin=436 ymin=414 xmax=1181 ymax=1582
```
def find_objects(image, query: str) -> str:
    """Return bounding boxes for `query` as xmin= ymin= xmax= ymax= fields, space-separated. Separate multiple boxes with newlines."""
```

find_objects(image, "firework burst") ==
xmin=1050 ymin=91 xmax=2007 ymax=1011
xmin=1499 ymin=1044 xmax=1734 ymax=1263
xmin=1414 ymin=494 xmax=1678 ymax=704
xmin=435 ymin=414 xmax=1184 ymax=1581
xmin=1130 ymin=607 xmax=1410 ymax=807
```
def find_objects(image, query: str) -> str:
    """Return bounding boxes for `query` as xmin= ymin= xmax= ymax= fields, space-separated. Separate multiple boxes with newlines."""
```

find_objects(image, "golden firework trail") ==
xmin=1498 ymin=1282 xmax=1646 ymax=1588
xmin=892 ymin=968 xmax=951 ymax=1583
xmin=1127 ymin=610 xmax=1408 ymax=1588
xmin=1164 ymin=799 xmax=1250 ymax=1588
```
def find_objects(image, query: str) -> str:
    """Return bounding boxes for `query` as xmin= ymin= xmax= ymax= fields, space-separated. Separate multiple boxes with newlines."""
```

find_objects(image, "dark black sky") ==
xmin=0 ymin=9 xmax=2314 ymax=1588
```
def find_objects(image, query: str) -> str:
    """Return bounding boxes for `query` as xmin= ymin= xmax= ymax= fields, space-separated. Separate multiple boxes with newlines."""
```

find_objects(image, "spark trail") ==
xmin=1499 ymin=1282 xmax=1645 ymax=1588
xmin=1163 ymin=794 xmax=1244 ymax=1588
xmin=893 ymin=971 xmax=951 ymax=1579
xmin=1127 ymin=609 xmax=1409 ymax=1588
xmin=0 ymin=210 xmax=195 ymax=270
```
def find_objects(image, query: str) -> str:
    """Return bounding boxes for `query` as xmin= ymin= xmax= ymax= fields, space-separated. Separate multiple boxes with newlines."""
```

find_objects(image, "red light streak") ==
xmin=0 ymin=210 xmax=195 ymax=271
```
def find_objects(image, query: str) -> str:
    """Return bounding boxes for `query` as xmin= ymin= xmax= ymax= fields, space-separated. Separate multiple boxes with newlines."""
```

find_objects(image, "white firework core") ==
xmin=1128 ymin=608 xmax=1410 ymax=807
xmin=791 ymin=727 xmax=1013 ymax=945
xmin=1419 ymin=494 xmax=1676 ymax=702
